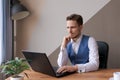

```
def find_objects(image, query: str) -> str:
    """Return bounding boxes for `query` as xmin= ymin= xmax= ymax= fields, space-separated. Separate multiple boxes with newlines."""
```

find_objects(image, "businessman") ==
xmin=57 ymin=14 xmax=99 ymax=73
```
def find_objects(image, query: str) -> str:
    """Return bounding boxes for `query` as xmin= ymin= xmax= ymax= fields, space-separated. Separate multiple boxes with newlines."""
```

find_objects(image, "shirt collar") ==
xmin=71 ymin=34 xmax=83 ymax=43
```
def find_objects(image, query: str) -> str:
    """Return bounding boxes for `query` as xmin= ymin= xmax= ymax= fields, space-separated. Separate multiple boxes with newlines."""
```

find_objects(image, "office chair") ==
xmin=97 ymin=41 xmax=109 ymax=69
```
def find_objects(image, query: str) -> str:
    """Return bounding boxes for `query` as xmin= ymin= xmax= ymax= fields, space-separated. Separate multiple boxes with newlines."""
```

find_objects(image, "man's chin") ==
xmin=71 ymin=36 xmax=80 ymax=40
xmin=70 ymin=35 xmax=78 ymax=39
xmin=71 ymin=37 xmax=76 ymax=39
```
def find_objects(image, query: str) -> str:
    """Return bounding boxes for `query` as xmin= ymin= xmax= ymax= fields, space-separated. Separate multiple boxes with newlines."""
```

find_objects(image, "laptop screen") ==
xmin=22 ymin=51 xmax=56 ymax=77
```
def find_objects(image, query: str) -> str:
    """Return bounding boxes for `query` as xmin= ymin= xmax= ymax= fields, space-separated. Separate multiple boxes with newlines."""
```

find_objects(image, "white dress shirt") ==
xmin=57 ymin=34 xmax=99 ymax=73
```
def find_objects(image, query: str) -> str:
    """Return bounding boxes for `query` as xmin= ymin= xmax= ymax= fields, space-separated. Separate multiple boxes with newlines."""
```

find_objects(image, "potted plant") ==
xmin=0 ymin=57 xmax=30 ymax=80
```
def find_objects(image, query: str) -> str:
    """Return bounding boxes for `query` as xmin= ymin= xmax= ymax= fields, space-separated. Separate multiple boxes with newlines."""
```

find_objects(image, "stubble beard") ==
xmin=71 ymin=33 xmax=81 ymax=42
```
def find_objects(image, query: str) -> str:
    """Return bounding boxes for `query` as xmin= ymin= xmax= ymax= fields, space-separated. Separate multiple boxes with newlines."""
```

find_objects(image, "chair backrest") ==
xmin=97 ymin=41 xmax=109 ymax=69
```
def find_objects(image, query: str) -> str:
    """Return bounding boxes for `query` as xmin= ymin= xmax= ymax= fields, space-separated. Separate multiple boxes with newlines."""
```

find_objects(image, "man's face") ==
xmin=66 ymin=20 xmax=82 ymax=39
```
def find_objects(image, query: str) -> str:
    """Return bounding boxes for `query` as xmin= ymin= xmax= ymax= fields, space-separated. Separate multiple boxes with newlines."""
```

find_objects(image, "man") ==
xmin=57 ymin=14 xmax=99 ymax=73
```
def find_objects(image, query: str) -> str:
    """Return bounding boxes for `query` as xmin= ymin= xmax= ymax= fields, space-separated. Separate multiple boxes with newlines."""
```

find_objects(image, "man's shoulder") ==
xmin=83 ymin=34 xmax=95 ymax=39
xmin=82 ymin=34 xmax=97 ymax=43
xmin=83 ymin=34 xmax=90 ymax=37
xmin=82 ymin=34 xmax=90 ymax=39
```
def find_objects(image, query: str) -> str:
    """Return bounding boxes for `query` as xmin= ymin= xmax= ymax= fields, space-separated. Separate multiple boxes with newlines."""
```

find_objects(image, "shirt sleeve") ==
xmin=57 ymin=47 xmax=69 ymax=67
xmin=77 ymin=37 xmax=99 ymax=73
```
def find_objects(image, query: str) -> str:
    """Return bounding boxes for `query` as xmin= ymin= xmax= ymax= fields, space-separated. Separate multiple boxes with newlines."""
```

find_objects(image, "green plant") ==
xmin=0 ymin=57 xmax=30 ymax=78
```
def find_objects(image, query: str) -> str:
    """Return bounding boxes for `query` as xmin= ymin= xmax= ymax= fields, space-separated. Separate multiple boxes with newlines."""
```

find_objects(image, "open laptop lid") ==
xmin=22 ymin=51 xmax=57 ymax=77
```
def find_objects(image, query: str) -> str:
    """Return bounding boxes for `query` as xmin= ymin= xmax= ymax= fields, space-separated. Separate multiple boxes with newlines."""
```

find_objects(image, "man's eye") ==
xmin=67 ymin=27 xmax=69 ymax=29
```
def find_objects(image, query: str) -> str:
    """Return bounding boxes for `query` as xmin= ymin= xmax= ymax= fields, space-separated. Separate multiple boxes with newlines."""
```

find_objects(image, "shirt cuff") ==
xmin=76 ymin=64 xmax=86 ymax=73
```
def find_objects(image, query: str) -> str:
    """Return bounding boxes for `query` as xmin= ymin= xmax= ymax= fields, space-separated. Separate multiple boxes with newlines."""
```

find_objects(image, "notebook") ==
xmin=22 ymin=51 xmax=75 ymax=77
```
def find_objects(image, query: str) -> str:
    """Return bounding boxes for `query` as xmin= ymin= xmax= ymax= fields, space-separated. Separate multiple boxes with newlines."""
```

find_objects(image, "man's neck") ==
xmin=72 ymin=34 xmax=81 ymax=42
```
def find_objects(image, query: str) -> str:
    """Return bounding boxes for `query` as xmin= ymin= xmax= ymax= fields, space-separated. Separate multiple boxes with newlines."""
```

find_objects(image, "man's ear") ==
xmin=80 ymin=25 xmax=83 ymax=30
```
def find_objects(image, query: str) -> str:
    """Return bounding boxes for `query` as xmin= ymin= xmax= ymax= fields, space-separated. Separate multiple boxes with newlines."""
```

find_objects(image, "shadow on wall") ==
xmin=48 ymin=46 xmax=60 ymax=67
xmin=48 ymin=46 xmax=71 ymax=67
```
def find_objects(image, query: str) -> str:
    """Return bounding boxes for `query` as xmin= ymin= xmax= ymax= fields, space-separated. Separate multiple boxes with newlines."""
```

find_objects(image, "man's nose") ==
xmin=69 ymin=28 xmax=72 ymax=33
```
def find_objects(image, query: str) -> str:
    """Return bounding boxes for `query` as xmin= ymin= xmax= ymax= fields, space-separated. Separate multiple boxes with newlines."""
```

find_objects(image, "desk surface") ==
xmin=6 ymin=69 xmax=120 ymax=80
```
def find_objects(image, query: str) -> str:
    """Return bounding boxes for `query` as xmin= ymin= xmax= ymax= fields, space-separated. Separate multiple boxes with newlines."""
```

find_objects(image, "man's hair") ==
xmin=66 ymin=14 xmax=83 ymax=25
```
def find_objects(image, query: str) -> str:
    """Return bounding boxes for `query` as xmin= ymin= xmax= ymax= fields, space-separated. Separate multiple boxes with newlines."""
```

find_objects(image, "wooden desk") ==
xmin=6 ymin=69 xmax=120 ymax=80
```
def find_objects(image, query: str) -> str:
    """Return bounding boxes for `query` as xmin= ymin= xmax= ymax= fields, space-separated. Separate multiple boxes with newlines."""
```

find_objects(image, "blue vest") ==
xmin=67 ymin=35 xmax=89 ymax=65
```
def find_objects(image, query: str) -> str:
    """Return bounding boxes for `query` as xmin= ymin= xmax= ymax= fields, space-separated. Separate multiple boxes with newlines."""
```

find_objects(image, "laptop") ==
xmin=22 ymin=51 xmax=75 ymax=77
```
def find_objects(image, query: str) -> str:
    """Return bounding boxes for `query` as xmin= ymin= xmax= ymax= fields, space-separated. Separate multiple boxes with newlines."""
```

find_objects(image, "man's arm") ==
xmin=57 ymin=47 xmax=69 ymax=67
xmin=57 ymin=36 xmax=71 ymax=67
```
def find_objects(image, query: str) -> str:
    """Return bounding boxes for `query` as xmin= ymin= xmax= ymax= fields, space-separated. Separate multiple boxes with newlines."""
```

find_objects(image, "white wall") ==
xmin=17 ymin=0 xmax=120 ymax=68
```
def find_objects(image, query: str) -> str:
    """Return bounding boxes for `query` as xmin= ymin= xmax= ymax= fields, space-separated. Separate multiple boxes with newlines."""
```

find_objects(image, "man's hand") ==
xmin=61 ymin=35 xmax=71 ymax=48
xmin=57 ymin=65 xmax=78 ymax=73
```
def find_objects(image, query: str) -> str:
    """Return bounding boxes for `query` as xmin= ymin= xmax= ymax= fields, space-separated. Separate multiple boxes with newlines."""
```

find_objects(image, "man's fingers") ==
xmin=57 ymin=66 xmax=67 ymax=73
